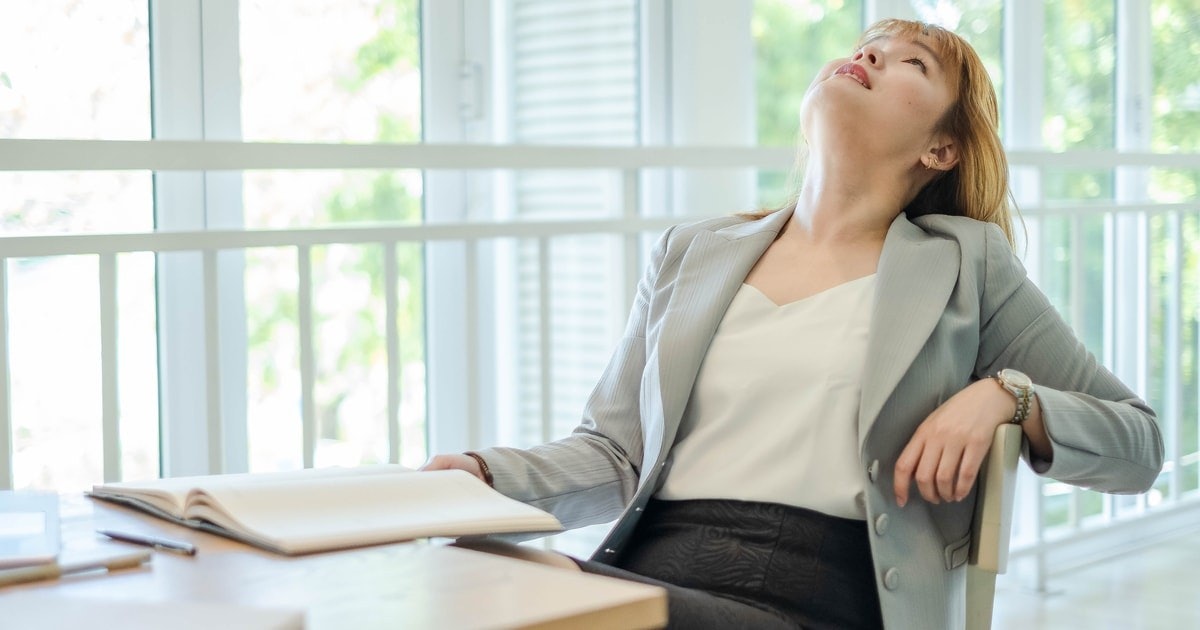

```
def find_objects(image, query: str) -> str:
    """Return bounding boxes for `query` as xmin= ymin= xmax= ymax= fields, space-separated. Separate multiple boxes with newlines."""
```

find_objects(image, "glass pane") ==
xmin=1042 ymin=482 xmax=1071 ymax=529
xmin=246 ymin=246 xmax=303 ymax=472
xmin=0 ymin=3 xmax=152 ymax=490
xmin=2 ymin=169 xmax=156 ymax=491
xmin=117 ymin=252 xmax=161 ymax=483
xmin=246 ymin=239 xmax=426 ymax=472
xmin=1151 ymin=0 xmax=1200 ymax=153
xmin=310 ymin=243 xmax=390 ymax=467
xmin=1182 ymin=462 xmax=1198 ymax=496
xmin=756 ymin=168 xmax=795 ymax=210
xmin=239 ymin=0 xmax=420 ymax=143
xmin=0 ymin=1 xmax=150 ymax=139
xmin=239 ymin=0 xmax=424 ymax=472
xmin=243 ymin=170 xmax=423 ymax=229
xmin=509 ymin=0 xmax=639 ymax=146
xmin=1043 ymin=1 xmax=1116 ymax=151
xmin=0 ymin=172 xmax=153 ymax=235
xmin=512 ymin=171 xmax=625 ymax=221
xmin=753 ymin=0 xmax=864 ymax=149
xmin=8 ymin=252 xmax=159 ymax=491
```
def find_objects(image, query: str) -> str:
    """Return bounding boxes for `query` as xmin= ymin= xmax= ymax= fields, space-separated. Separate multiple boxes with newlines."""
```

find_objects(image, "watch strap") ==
xmin=996 ymin=372 xmax=1033 ymax=424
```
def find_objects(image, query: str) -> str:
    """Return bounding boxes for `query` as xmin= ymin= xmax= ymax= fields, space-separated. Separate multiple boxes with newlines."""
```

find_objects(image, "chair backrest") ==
xmin=965 ymin=423 xmax=1023 ymax=630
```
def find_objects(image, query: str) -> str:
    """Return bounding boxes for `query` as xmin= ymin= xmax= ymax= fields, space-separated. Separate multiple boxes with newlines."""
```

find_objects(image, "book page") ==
xmin=89 ymin=476 xmax=199 ymax=518
xmin=90 ymin=465 xmax=413 ymax=519
xmin=185 ymin=469 xmax=562 ymax=554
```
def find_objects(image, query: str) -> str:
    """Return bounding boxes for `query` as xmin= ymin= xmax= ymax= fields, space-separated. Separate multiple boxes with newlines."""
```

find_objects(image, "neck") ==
xmin=787 ymin=149 xmax=919 ymax=246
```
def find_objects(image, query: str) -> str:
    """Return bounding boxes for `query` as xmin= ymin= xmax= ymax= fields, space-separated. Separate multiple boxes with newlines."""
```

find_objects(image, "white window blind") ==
xmin=503 ymin=0 xmax=640 ymax=447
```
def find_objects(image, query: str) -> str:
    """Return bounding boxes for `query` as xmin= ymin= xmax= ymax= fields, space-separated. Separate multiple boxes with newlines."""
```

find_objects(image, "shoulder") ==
xmin=909 ymin=213 xmax=1007 ymax=250
xmin=669 ymin=213 xmax=751 ymax=241
xmin=910 ymin=214 xmax=1017 ymax=270
xmin=909 ymin=214 xmax=1027 ymax=302
xmin=654 ymin=213 xmax=759 ymax=265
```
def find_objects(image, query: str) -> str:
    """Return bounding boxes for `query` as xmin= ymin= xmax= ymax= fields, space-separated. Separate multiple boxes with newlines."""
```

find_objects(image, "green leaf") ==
xmin=0 ymin=72 xmax=11 ymax=89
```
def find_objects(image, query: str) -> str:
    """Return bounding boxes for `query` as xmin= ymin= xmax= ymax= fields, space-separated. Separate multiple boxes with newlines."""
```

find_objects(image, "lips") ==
xmin=834 ymin=62 xmax=870 ymax=89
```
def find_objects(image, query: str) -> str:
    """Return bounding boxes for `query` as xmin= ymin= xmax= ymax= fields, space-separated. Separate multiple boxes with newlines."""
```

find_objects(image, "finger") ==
xmin=914 ymin=442 xmax=944 ymax=504
xmin=419 ymin=455 xmax=450 ymax=471
xmin=954 ymin=442 xmax=988 ymax=500
xmin=936 ymin=443 xmax=965 ymax=502
xmin=894 ymin=436 xmax=924 ymax=507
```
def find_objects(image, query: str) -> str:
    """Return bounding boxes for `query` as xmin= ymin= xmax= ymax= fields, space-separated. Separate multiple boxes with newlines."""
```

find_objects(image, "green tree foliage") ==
xmin=346 ymin=0 xmax=419 ymax=91
xmin=1152 ymin=0 xmax=1200 ymax=154
xmin=753 ymin=0 xmax=863 ymax=147
xmin=246 ymin=0 xmax=424 ymax=452
xmin=1149 ymin=0 xmax=1200 ymax=493
xmin=752 ymin=0 xmax=863 ymax=205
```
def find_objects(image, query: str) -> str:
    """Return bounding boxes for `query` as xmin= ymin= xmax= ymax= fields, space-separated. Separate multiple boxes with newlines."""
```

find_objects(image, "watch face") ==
xmin=1000 ymin=369 xmax=1032 ymax=389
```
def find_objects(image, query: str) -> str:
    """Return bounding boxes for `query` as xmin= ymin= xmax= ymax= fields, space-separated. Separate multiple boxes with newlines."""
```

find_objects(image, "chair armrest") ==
xmin=968 ymin=423 xmax=1023 ymax=574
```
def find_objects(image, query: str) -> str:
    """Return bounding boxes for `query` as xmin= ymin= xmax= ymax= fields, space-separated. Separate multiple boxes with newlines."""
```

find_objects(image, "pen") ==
xmin=97 ymin=529 xmax=197 ymax=556
xmin=0 ymin=549 xmax=151 ymax=588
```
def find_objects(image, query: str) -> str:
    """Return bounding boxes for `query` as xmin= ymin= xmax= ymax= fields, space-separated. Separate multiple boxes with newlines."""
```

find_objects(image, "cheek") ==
xmin=898 ymin=87 xmax=949 ymax=126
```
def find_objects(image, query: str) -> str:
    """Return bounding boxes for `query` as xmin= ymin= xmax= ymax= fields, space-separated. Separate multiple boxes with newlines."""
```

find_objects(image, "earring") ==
xmin=926 ymin=157 xmax=940 ymax=170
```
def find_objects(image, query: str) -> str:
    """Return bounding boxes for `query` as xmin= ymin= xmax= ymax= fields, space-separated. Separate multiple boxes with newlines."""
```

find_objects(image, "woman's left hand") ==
xmin=893 ymin=379 xmax=1016 ymax=507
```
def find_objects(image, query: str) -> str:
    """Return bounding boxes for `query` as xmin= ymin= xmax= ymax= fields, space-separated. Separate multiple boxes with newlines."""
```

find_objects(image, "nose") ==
xmin=853 ymin=45 xmax=880 ymax=66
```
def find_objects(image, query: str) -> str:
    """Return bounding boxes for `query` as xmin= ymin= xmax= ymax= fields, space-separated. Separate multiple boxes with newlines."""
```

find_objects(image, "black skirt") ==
xmin=578 ymin=498 xmax=884 ymax=630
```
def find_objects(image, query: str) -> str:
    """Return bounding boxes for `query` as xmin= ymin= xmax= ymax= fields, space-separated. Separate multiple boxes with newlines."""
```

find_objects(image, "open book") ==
xmin=89 ymin=466 xmax=562 ymax=555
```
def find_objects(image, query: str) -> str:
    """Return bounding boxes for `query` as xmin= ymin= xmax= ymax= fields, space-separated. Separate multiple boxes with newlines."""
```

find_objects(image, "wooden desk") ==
xmin=0 ymin=496 xmax=667 ymax=629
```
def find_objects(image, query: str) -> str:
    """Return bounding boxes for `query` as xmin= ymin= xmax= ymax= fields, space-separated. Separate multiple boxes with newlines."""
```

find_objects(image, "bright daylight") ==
xmin=1 ymin=1 xmax=1197 ymax=629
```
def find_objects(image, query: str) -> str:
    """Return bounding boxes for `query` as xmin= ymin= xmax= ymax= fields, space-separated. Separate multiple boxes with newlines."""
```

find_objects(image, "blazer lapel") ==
xmin=649 ymin=211 xmax=789 ymax=463
xmin=858 ymin=214 xmax=960 ymax=446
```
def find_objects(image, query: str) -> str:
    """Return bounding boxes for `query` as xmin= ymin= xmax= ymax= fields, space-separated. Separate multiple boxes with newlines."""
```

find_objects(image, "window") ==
xmin=0 ymin=0 xmax=1196 ymax=588
xmin=238 ymin=0 xmax=425 ymax=471
xmin=0 ymin=1 xmax=156 ymax=491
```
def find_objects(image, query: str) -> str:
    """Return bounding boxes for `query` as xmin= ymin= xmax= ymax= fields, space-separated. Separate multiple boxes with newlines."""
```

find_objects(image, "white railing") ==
xmin=1 ymin=141 xmax=1198 ymax=587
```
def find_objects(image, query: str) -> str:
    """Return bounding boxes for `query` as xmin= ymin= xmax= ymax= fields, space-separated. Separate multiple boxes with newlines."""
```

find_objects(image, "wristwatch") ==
xmin=995 ymin=369 xmax=1034 ymax=424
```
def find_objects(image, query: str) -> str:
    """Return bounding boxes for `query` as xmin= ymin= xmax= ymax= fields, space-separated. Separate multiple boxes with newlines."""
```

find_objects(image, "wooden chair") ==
xmin=966 ymin=423 xmax=1024 ymax=630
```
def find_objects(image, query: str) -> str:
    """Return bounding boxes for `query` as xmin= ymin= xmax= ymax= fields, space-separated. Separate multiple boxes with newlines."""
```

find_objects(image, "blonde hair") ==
xmin=749 ymin=19 xmax=1017 ymax=246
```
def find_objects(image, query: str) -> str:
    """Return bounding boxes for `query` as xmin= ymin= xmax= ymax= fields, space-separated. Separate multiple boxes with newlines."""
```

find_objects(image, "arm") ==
xmin=894 ymin=223 xmax=1163 ymax=506
xmin=425 ymin=226 xmax=677 ymax=527
xmin=973 ymin=223 xmax=1163 ymax=493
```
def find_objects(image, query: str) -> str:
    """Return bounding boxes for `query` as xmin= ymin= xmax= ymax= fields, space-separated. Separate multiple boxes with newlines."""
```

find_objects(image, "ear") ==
xmin=924 ymin=136 xmax=959 ymax=171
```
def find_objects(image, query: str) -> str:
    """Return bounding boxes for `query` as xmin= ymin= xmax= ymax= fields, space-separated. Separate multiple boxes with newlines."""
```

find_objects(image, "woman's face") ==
xmin=801 ymin=35 xmax=957 ymax=161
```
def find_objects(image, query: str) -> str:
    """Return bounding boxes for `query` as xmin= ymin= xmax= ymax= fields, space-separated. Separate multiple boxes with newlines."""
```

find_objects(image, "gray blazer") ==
xmin=478 ymin=207 xmax=1163 ymax=629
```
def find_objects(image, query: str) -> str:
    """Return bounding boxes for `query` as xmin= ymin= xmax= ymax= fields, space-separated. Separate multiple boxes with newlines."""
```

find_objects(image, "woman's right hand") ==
xmin=420 ymin=453 xmax=486 ymax=484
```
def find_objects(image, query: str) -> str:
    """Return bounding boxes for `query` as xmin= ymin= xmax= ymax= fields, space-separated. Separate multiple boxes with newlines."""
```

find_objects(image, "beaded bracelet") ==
xmin=463 ymin=451 xmax=494 ymax=487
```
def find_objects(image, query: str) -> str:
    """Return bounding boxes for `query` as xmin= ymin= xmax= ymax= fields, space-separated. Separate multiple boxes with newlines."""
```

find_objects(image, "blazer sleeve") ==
xmin=470 ymin=226 xmax=675 ymax=528
xmin=973 ymin=223 xmax=1164 ymax=494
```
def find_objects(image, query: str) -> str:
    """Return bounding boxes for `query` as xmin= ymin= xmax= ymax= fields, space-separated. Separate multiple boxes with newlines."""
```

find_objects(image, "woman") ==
xmin=424 ymin=19 xmax=1163 ymax=629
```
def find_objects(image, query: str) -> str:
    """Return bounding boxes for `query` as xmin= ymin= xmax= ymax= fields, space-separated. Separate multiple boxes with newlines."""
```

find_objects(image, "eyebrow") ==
xmin=908 ymin=40 xmax=945 ymax=72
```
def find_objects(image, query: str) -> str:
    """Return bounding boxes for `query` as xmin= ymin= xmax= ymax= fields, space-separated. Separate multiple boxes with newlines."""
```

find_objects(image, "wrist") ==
xmin=463 ymin=451 xmax=494 ymax=487
xmin=987 ymin=376 xmax=1017 ymax=414
xmin=994 ymin=368 xmax=1034 ymax=424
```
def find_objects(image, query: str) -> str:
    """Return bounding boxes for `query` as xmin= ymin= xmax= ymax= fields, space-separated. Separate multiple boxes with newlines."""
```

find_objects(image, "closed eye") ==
xmin=905 ymin=57 xmax=928 ymax=73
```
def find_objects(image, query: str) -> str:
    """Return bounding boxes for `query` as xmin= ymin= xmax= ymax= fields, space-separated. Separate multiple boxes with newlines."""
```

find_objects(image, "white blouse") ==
xmin=655 ymin=274 xmax=876 ymax=520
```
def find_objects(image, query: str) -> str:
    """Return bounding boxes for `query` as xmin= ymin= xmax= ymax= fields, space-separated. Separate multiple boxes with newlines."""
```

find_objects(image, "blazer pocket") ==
xmin=943 ymin=532 xmax=971 ymax=570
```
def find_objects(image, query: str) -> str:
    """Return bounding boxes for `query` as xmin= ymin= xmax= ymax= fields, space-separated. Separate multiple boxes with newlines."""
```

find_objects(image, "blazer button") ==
xmin=883 ymin=568 xmax=900 ymax=591
xmin=874 ymin=513 xmax=889 ymax=536
xmin=867 ymin=460 xmax=880 ymax=483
